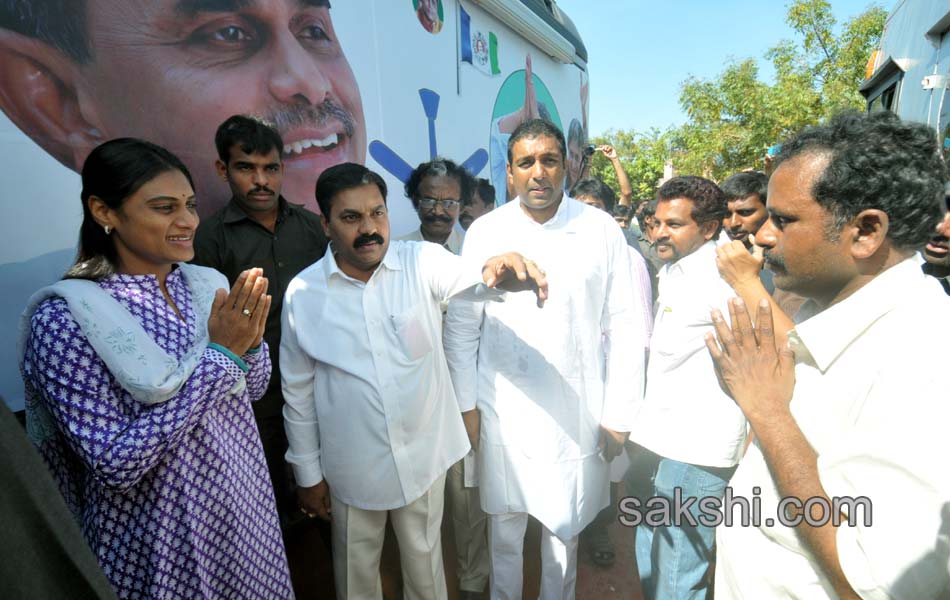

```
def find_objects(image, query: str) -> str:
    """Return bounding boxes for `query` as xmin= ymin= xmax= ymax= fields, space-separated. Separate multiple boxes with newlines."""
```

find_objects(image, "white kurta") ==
xmin=281 ymin=241 xmax=501 ymax=511
xmin=444 ymin=197 xmax=646 ymax=540
xmin=716 ymin=258 xmax=950 ymax=599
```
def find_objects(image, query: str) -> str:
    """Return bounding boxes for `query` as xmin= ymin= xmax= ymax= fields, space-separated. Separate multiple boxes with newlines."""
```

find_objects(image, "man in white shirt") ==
xmin=281 ymin=163 xmax=547 ymax=600
xmin=706 ymin=110 xmax=950 ymax=599
xmin=396 ymin=158 xmax=468 ymax=253
xmin=444 ymin=119 xmax=645 ymax=600
xmin=628 ymin=175 xmax=745 ymax=598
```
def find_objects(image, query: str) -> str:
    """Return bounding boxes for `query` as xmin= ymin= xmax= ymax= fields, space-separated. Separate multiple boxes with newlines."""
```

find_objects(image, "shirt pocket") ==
xmin=650 ymin=304 xmax=709 ymax=359
xmin=390 ymin=303 xmax=434 ymax=361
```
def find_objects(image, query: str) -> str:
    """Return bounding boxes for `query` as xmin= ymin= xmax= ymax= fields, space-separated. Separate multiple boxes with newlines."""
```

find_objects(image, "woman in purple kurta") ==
xmin=20 ymin=139 xmax=294 ymax=599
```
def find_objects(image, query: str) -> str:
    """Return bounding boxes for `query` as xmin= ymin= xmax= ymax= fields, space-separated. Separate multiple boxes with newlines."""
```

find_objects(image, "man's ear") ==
xmin=849 ymin=209 xmax=889 ymax=259
xmin=0 ymin=29 xmax=104 ymax=171
xmin=215 ymin=159 xmax=228 ymax=182
xmin=700 ymin=219 xmax=720 ymax=241
xmin=320 ymin=213 xmax=331 ymax=238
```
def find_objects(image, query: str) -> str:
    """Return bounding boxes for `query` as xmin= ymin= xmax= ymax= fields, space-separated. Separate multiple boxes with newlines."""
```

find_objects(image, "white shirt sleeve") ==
xmin=442 ymin=232 xmax=489 ymax=414
xmin=416 ymin=241 xmax=505 ymax=304
xmin=600 ymin=226 xmax=646 ymax=433
xmin=280 ymin=285 xmax=324 ymax=488
xmin=818 ymin=374 xmax=950 ymax=599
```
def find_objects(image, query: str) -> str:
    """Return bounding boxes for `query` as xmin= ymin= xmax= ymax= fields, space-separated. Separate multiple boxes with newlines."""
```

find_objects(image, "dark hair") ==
xmin=316 ymin=162 xmax=388 ymax=218
xmin=642 ymin=199 xmax=658 ymax=218
xmin=507 ymin=118 xmax=567 ymax=165
xmin=570 ymin=178 xmax=617 ymax=212
xmin=65 ymin=138 xmax=194 ymax=280
xmin=656 ymin=176 xmax=727 ymax=236
xmin=474 ymin=178 xmax=496 ymax=208
xmin=636 ymin=199 xmax=655 ymax=218
xmin=720 ymin=171 xmax=768 ymax=204
xmin=214 ymin=115 xmax=284 ymax=163
xmin=0 ymin=1 xmax=91 ymax=63
xmin=404 ymin=158 xmax=473 ymax=209
xmin=567 ymin=118 xmax=586 ymax=149
xmin=774 ymin=110 xmax=947 ymax=249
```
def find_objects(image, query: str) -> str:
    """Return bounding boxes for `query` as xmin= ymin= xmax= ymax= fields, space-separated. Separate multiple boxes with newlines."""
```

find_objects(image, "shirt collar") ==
xmin=659 ymin=240 xmax=718 ymax=280
xmin=407 ymin=227 xmax=465 ymax=254
xmin=513 ymin=193 xmax=575 ymax=229
xmin=221 ymin=196 xmax=291 ymax=224
xmin=322 ymin=241 xmax=403 ymax=282
xmin=789 ymin=257 xmax=920 ymax=371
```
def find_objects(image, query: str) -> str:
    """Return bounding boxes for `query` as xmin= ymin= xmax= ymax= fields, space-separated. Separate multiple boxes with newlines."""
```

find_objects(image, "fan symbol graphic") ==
xmin=369 ymin=88 xmax=489 ymax=184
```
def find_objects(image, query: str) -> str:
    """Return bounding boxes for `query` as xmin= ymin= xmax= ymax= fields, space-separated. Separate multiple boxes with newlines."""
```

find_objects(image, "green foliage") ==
xmin=593 ymin=0 xmax=886 ymax=189
xmin=670 ymin=0 xmax=886 ymax=180
xmin=589 ymin=129 xmax=669 ymax=202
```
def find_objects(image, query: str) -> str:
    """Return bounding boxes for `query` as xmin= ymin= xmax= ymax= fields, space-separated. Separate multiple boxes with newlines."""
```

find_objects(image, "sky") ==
xmin=554 ymin=0 xmax=889 ymax=137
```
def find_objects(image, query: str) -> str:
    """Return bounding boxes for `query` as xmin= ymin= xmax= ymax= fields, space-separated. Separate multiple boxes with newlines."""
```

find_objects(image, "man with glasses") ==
xmin=399 ymin=158 xmax=488 ymax=598
xmin=398 ymin=159 xmax=471 ymax=254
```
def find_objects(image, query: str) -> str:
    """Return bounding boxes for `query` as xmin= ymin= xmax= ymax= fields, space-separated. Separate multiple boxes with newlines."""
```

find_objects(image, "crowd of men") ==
xmin=6 ymin=107 xmax=950 ymax=600
xmin=212 ymin=110 xmax=950 ymax=600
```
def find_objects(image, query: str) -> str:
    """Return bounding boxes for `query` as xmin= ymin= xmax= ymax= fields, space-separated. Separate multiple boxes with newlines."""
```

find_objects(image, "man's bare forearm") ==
xmin=611 ymin=157 xmax=634 ymax=205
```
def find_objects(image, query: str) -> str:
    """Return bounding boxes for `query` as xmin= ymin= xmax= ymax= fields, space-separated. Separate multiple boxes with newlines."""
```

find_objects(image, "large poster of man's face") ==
xmin=0 ymin=0 xmax=589 ymax=410
xmin=0 ymin=0 xmax=366 ymax=218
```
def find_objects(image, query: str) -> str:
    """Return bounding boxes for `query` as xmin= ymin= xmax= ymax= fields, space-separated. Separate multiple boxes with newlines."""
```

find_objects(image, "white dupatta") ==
xmin=18 ymin=263 xmax=243 ymax=446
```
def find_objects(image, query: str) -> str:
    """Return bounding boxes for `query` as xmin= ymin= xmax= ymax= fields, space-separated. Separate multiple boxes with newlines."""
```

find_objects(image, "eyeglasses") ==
xmin=418 ymin=197 xmax=460 ymax=211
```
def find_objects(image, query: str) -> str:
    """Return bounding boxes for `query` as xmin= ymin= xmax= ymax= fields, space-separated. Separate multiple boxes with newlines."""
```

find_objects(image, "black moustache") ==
xmin=251 ymin=187 xmax=274 ymax=195
xmin=423 ymin=215 xmax=454 ymax=224
xmin=354 ymin=234 xmax=385 ymax=248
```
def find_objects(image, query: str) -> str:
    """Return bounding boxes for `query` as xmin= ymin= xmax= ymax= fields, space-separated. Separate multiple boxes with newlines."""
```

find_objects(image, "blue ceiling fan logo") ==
xmin=369 ymin=89 xmax=489 ymax=183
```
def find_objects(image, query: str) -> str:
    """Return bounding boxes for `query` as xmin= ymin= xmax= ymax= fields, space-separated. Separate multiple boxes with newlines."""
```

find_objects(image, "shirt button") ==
xmin=278 ymin=261 xmax=285 ymax=267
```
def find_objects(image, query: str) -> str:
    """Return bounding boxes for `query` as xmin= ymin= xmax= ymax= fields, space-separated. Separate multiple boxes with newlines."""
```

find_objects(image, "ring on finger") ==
xmin=241 ymin=308 xmax=253 ymax=318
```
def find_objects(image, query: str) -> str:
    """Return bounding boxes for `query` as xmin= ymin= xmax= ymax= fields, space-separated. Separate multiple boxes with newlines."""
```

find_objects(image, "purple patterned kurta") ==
xmin=21 ymin=269 xmax=294 ymax=599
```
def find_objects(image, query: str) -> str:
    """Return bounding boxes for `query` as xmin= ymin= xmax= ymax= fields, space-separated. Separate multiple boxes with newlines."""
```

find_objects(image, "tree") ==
xmin=670 ymin=0 xmax=886 ymax=180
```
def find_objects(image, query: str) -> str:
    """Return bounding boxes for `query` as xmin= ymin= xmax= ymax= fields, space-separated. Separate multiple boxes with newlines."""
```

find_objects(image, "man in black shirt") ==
xmin=193 ymin=115 xmax=328 ymax=524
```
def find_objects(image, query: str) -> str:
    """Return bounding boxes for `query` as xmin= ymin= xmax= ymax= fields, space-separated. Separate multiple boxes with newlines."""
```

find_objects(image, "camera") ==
xmin=583 ymin=144 xmax=597 ymax=157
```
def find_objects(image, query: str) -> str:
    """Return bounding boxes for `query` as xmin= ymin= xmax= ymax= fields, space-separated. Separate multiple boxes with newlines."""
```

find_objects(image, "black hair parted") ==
xmin=720 ymin=171 xmax=768 ymax=204
xmin=0 ymin=0 xmax=90 ymax=63
xmin=656 ymin=176 xmax=727 ymax=236
xmin=507 ymin=118 xmax=567 ymax=165
xmin=774 ymin=110 xmax=947 ymax=250
xmin=404 ymin=158 xmax=473 ymax=210
xmin=315 ymin=162 xmax=387 ymax=218
xmin=570 ymin=178 xmax=617 ymax=213
xmin=66 ymin=138 xmax=194 ymax=280
xmin=214 ymin=115 xmax=284 ymax=164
